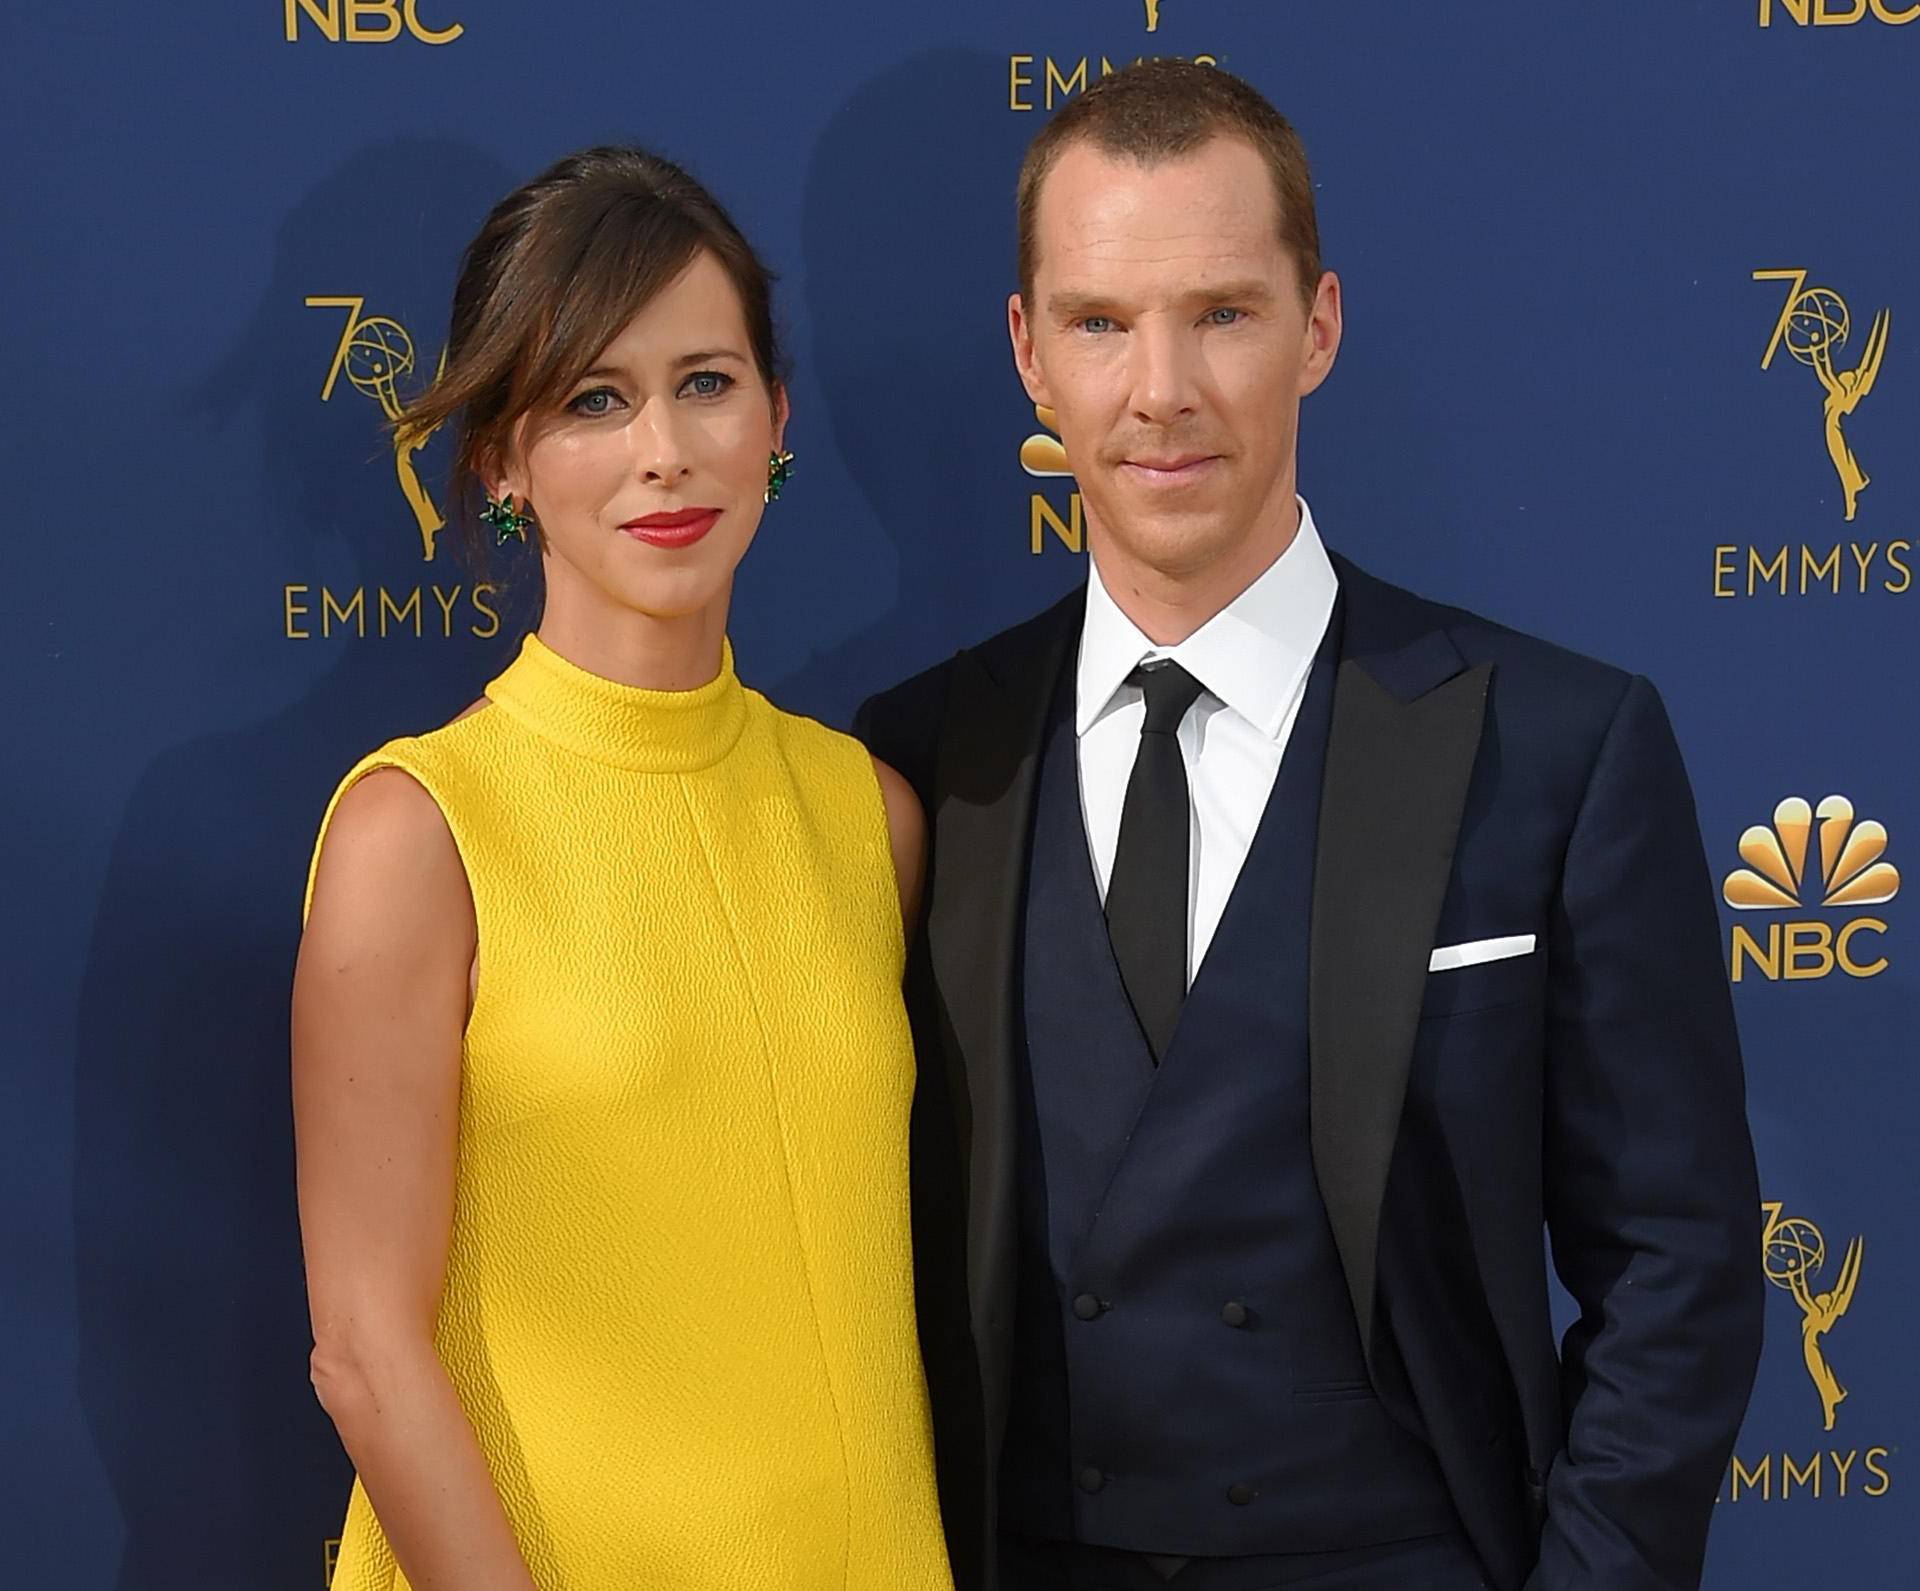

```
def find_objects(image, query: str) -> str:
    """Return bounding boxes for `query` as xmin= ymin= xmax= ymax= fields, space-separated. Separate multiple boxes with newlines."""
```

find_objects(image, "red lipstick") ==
xmin=620 ymin=507 xmax=721 ymax=549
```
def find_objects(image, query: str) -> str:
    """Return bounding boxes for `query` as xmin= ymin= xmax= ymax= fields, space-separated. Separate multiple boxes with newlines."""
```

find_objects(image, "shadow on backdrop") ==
xmin=773 ymin=47 xmax=1070 ymax=725
xmin=73 ymin=138 xmax=518 ymax=1591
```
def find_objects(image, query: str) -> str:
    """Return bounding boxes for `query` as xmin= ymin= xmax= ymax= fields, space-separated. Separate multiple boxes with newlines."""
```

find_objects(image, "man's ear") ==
xmin=1008 ymin=291 xmax=1054 ymax=408
xmin=1298 ymin=269 xmax=1343 ymax=399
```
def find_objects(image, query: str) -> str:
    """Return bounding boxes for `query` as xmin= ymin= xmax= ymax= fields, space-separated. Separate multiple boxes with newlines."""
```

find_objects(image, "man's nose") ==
xmin=1129 ymin=324 xmax=1201 ymax=427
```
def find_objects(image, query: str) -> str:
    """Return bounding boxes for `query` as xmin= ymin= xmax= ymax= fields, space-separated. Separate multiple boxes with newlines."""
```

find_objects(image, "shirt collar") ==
xmin=1075 ymin=497 xmax=1339 ymax=740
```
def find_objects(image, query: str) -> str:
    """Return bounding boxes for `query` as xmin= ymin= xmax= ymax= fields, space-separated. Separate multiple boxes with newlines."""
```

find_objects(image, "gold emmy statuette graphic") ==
xmin=1144 ymin=0 xmax=1163 ymax=31
xmin=1020 ymin=404 xmax=1073 ymax=477
xmin=307 ymin=295 xmax=447 ymax=560
xmin=1722 ymin=795 xmax=1900 ymax=910
xmin=1755 ymin=269 xmax=1891 ymax=522
xmin=1763 ymin=1201 xmax=1864 ymax=1432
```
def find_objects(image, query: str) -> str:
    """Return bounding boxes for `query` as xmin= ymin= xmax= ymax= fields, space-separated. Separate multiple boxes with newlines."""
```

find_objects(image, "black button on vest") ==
xmin=1104 ymin=660 xmax=1206 ymax=1063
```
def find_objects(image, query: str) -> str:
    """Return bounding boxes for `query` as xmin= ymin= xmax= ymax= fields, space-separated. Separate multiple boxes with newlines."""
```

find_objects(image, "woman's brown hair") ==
xmin=401 ymin=146 xmax=785 ymax=561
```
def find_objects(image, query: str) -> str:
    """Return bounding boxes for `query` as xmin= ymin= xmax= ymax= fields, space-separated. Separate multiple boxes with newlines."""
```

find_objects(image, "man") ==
xmin=859 ymin=61 xmax=1762 ymax=1591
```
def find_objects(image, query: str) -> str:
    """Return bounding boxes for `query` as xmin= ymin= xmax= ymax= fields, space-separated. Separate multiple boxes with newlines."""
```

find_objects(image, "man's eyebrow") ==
xmin=1046 ymin=281 xmax=1281 ymax=322
xmin=1191 ymin=279 xmax=1278 ymax=306
xmin=1046 ymin=292 xmax=1119 ymax=322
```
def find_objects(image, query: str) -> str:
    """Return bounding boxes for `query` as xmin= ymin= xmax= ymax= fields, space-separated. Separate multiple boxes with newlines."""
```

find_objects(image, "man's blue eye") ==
xmin=1205 ymin=308 xmax=1244 ymax=326
xmin=1081 ymin=317 xmax=1115 ymax=335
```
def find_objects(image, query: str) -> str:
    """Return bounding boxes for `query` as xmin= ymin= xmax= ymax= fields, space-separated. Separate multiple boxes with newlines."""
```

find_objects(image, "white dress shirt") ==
xmin=1076 ymin=499 xmax=1340 ymax=986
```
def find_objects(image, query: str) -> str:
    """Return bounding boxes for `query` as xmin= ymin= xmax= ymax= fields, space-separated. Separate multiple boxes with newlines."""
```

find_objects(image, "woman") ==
xmin=292 ymin=147 xmax=952 ymax=1591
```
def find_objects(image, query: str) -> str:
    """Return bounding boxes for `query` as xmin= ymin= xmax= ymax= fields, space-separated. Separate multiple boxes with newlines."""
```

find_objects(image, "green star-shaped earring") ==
xmin=764 ymin=449 xmax=796 ymax=504
xmin=479 ymin=490 xmax=534 ymax=544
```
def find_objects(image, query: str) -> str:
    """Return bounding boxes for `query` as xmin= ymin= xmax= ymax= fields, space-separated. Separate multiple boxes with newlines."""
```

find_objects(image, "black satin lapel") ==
xmin=1309 ymin=657 xmax=1492 ymax=1358
xmin=925 ymin=619 xmax=1073 ymax=1413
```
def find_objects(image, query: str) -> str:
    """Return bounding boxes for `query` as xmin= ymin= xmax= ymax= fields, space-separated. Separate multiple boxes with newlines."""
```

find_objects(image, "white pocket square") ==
xmin=1428 ymin=934 xmax=1537 ymax=973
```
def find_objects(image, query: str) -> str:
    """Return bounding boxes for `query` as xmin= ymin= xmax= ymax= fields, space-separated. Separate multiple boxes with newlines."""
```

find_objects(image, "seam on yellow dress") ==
xmin=672 ymin=770 xmax=856 ymax=1587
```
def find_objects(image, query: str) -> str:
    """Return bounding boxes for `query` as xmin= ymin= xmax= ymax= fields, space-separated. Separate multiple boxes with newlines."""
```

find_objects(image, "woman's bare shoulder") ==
xmin=309 ymin=766 xmax=472 ymax=946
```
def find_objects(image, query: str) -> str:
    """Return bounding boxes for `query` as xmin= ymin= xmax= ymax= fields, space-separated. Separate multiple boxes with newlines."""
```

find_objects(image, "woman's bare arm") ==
xmin=292 ymin=768 xmax=538 ymax=1591
xmin=872 ymin=756 xmax=927 ymax=935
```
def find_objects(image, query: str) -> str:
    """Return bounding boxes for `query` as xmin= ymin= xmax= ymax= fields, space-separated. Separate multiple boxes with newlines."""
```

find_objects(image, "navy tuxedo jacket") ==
xmin=856 ymin=554 xmax=1764 ymax=1591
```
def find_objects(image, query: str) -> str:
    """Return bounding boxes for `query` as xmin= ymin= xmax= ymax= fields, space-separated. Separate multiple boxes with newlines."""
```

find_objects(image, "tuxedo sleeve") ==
xmin=854 ymin=663 xmax=952 ymax=807
xmin=1528 ymin=675 xmax=1764 ymax=1591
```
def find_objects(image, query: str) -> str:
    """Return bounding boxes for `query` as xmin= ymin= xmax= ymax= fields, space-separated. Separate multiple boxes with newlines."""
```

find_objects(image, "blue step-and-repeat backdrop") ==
xmin=5 ymin=3 xmax=1915 ymax=1586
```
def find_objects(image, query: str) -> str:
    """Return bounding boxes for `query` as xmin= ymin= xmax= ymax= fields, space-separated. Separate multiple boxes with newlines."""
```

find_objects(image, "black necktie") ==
xmin=1104 ymin=660 xmax=1206 ymax=1063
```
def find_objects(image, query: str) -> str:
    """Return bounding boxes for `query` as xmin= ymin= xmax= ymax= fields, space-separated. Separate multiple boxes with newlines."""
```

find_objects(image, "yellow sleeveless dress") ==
xmin=305 ymin=634 xmax=952 ymax=1591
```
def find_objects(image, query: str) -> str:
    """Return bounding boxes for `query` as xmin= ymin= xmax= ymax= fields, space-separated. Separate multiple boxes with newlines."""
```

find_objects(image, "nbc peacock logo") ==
xmin=1021 ymin=403 xmax=1087 ymax=555
xmin=1724 ymin=796 xmax=1899 ymax=981
xmin=1020 ymin=403 xmax=1070 ymax=480
xmin=1724 ymin=796 xmax=1900 ymax=910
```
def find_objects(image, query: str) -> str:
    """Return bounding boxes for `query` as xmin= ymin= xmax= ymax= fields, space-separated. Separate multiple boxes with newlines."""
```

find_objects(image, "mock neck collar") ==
xmin=484 ymin=632 xmax=748 ymax=773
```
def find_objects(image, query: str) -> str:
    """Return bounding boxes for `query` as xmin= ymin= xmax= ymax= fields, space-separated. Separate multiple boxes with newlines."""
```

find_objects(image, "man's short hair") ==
xmin=1016 ymin=59 xmax=1323 ymax=313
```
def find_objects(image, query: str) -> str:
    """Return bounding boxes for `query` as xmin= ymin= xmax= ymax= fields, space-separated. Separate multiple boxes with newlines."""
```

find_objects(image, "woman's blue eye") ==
xmin=682 ymin=370 xmax=734 ymax=399
xmin=568 ymin=387 xmax=620 ymax=416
